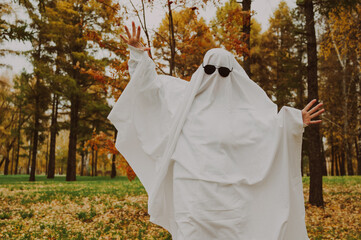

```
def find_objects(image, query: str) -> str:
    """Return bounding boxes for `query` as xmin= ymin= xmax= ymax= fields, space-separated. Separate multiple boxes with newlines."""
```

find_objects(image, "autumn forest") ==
xmin=1 ymin=0 xmax=360 ymax=194
xmin=1 ymin=0 xmax=361 ymax=238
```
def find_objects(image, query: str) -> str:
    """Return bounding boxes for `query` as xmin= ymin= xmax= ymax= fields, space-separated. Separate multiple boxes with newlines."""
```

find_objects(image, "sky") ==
xmin=0 ymin=0 xmax=297 ymax=79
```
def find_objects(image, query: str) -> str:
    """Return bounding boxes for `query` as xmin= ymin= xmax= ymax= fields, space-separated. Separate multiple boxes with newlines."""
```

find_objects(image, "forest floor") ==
xmin=0 ymin=175 xmax=360 ymax=239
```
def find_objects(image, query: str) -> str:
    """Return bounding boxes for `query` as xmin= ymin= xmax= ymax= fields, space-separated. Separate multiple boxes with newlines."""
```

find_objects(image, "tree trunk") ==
xmin=356 ymin=136 xmax=361 ymax=175
xmin=330 ymin=133 xmax=335 ymax=176
xmin=29 ymin=81 xmax=40 ymax=182
xmin=80 ymin=151 xmax=84 ymax=176
xmin=331 ymin=145 xmax=336 ymax=176
xmin=340 ymin=151 xmax=346 ymax=176
xmin=66 ymin=94 xmax=80 ymax=181
xmin=111 ymin=129 xmax=118 ymax=179
xmin=4 ymin=150 xmax=10 ymax=175
xmin=80 ymin=141 xmax=85 ymax=176
xmin=320 ymin=137 xmax=327 ymax=176
xmin=85 ymin=151 xmax=89 ymax=176
xmin=91 ymin=148 xmax=94 ymax=176
xmin=15 ymin=104 xmax=22 ymax=175
xmin=304 ymin=0 xmax=323 ymax=207
xmin=331 ymin=147 xmax=335 ymax=176
xmin=4 ymin=143 xmax=14 ymax=175
xmin=45 ymin=132 xmax=49 ymax=175
xmin=330 ymin=21 xmax=354 ymax=176
xmin=242 ymin=0 xmax=251 ymax=77
xmin=94 ymin=150 xmax=98 ymax=176
xmin=167 ymin=0 xmax=176 ymax=76
xmin=335 ymin=153 xmax=341 ymax=176
xmin=48 ymin=94 xmax=59 ymax=179
xmin=29 ymin=123 xmax=39 ymax=181
xmin=342 ymin=63 xmax=354 ymax=175
xmin=27 ymin=136 xmax=32 ymax=175
xmin=0 ymin=157 xmax=5 ymax=169
xmin=346 ymin=140 xmax=354 ymax=175
xmin=10 ymin=147 xmax=15 ymax=175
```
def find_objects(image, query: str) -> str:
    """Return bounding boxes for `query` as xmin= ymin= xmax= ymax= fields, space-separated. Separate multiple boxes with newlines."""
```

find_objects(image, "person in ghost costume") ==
xmin=108 ymin=22 xmax=324 ymax=240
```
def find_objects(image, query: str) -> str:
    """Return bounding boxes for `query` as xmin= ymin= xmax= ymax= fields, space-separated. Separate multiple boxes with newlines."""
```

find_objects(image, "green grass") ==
xmin=302 ymin=175 xmax=361 ymax=185
xmin=1 ymin=175 xmax=360 ymax=239
xmin=0 ymin=175 xmax=146 ymax=203
xmin=0 ymin=174 xmax=169 ymax=239
xmin=76 ymin=207 xmax=97 ymax=222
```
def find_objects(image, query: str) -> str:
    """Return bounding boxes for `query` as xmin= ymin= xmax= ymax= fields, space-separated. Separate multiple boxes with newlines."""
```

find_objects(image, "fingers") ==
xmin=303 ymin=99 xmax=317 ymax=112
xmin=120 ymin=34 xmax=128 ymax=43
xmin=310 ymin=108 xmax=325 ymax=119
xmin=123 ymin=22 xmax=143 ymax=47
xmin=132 ymin=21 xmax=136 ymax=37
xmin=310 ymin=120 xmax=322 ymax=124
xmin=125 ymin=25 xmax=131 ymax=39
xmin=136 ymin=26 xmax=141 ymax=41
xmin=308 ymin=102 xmax=323 ymax=114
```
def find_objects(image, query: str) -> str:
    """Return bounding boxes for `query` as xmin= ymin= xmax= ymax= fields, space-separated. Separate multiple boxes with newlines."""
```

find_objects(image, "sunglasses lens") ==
xmin=219 ymin=67 xmax=231 ymax=77
xmin=204 ymin=65 xmax=216 ymax=75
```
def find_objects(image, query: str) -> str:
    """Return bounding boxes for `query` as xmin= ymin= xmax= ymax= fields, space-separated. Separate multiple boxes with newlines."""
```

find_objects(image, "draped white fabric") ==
xmin=108 ymin=46 xmax=309 ymax=240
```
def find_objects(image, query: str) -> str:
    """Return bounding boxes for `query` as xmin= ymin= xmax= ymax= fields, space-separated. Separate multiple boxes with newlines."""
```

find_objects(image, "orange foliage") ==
xmin=221 ymin=8 xmax=251 ymax=58
xmin=81 ymin=9 xmax=130 ymax=99
xmin=85 ymin=131 xmax=136 ymax=181
xmin=212 ymin=1 xmax=252 ymax=60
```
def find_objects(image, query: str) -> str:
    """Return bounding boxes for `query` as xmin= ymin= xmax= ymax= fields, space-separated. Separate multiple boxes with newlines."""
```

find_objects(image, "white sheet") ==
xmin=108 ymin=46 xmax=309 ymax=240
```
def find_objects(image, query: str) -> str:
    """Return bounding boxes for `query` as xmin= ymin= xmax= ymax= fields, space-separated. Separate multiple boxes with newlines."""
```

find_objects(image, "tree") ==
xmin=153 ymin=8 xmax=216 ymax=79
xmin=0 ymin=1 xmax=32 ymax=69
xmin=257 ymin=1 xmax=301 ymax=109
xmin=20 ymin=0 xmax=53 ymax=181
xmin=28 ymin=0 xmax=122 ymax=181
xmin=241 ymin=0 xmax=251 ymax=76
xmin=47 ymin=92 xmax=59 ymax=178
xmin=84 ymin=131 xmax=136 ymax=180
xmin=12 ymin=73 xmax=33 ymax=175
xmin=319 ymin=48 xmax=352 ymax=176
xmin=111 ymin=129 xmax=117 ymax=178
xmin=290 ymin=5 xmax=308 ymax=110
xmin=147 ymin=0 xmax=219 ymax=76
xmin=302 ymin=0 xmax=324 ymax=207
xmin=0 ymin=76 xmax=17 ymax=175
xmin=320 ymin=5 xmax=361 ymax=176
xmin=6 ymin=71 xmax=49 ymax=179
xmin=212 ymin=0 xmax=248 ymax=62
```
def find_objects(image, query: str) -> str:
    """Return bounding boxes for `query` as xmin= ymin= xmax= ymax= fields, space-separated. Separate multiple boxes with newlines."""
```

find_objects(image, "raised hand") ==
xmin=301 ymin=99 xmax=325 ymax=126
xmin=120 ymin=21 xmax=150 ymax=52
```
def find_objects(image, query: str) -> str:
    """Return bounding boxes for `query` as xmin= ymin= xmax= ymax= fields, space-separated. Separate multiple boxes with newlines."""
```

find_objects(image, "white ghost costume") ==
xmin=108 ymin=46 xmax=309 ymax=240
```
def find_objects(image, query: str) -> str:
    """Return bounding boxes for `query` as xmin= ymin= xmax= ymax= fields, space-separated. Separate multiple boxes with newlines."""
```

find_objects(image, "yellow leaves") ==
xmin=320 ymin=5 xmax=361 ymax=62
xmin=1 ymin=177 xmax=360 ymax=239
xmin=212 ymin=0 xmax=255 ymax=60
xmin=304 ymin=179 xmax=361 ymax=239
xmin=153 ymin=7 xmax=216 ymax=78
xmin=1 ymin=181 xmax=170 ymax=239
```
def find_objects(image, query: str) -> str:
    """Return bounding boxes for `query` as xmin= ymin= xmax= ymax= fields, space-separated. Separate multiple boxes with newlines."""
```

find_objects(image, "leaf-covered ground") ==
xmin=0 ymin=175 xmax=360 ymax=239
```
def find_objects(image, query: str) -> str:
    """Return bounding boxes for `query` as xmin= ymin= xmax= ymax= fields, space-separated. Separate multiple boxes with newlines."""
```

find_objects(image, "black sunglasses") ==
xmin=202 ymin=64 xmax=233 ymax=77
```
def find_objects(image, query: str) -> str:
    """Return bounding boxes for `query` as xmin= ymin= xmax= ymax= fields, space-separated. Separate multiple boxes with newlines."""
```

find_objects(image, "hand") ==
xmin=120 ymin=21 xmax=150 ymax=52
xmin=301 ymin=99 xmax=325 ymax=126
